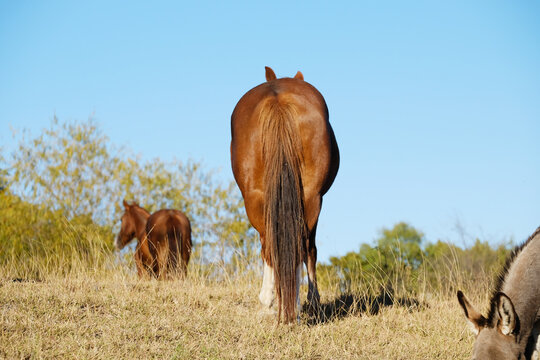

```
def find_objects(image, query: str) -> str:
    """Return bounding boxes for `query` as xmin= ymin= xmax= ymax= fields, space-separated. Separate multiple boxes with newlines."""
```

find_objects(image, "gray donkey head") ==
xmin=457 ymin=227 xmax=540 ymax=360
xmin=458 ymin=290 xmax=539 ymax=360
xmin=458 ymin=291 xmax=525 ymax=359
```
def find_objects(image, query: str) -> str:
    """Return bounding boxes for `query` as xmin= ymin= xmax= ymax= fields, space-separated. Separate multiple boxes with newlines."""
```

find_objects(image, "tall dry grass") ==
xmin=0 ymin=230 xmax=489 ymax=360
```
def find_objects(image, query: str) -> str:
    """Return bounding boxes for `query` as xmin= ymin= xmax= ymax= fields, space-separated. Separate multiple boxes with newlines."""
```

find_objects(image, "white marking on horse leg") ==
xmin=296 ymin=264 xmax=302 ymax=322
xmin=259 ymin=262 xmax=275 ymax=308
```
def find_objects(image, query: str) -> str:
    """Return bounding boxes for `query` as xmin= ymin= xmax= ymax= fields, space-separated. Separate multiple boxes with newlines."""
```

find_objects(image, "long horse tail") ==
xmin=260 ymin=96 xmax=306 ymax=324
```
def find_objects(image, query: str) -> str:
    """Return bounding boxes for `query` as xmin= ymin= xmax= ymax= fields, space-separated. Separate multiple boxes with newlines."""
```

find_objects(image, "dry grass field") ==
xmin=0 ymin=265 xmax=478 ymax=360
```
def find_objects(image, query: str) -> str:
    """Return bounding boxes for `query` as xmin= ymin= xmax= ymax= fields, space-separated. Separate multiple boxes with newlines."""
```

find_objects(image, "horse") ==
xmin=457 ymin=226 xmax=540 ymax=359
xmin=116 ymin=200 xmax=192 ymax=279
xmin=230 ymin=66 xmax=339 ymax=323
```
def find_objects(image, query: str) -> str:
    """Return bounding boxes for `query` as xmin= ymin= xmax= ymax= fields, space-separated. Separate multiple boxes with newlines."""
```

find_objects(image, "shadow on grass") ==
xmin=302 ymin=291 xmax=426 ymax=325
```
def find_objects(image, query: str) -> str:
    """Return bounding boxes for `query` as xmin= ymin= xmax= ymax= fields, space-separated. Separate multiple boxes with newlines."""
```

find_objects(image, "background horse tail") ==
xmin=260 ymin=97 xmax=306 ymax=324
xmin=166 ymin=220 xmax=182 ymax=275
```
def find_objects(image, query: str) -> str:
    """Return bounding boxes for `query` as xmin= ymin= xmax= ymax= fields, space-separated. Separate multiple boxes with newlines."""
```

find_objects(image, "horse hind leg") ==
xmin=168 ymin=231 xmax=181 ymax=279
xmin=306 ymin=227 xmax=321 ymax=315
xmin=168 ymin=246 xmax=179 ymax=279
xmin=156 ymin=238 xmax=170 ymax=280
xmin=134 ymin=249 xmax=147 ymax=279
xmin=296 ymin=263 xmax=303 ymax=323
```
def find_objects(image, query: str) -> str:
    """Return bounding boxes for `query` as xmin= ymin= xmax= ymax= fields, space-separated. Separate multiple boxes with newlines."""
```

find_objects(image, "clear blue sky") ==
xmin=1 ymin=1 xmax=539 ymax=262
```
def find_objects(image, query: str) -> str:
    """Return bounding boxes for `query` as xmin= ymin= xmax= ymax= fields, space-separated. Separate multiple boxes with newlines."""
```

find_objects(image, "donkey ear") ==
xmin=496 ymin=292 xmax=519 ymax=336
xmin=265 ymin=66 xmax=277 ymax=81
xmin=123 ymin=199 xmax=130 ymax=209
xmin=457 ymin=291 xmax=487 ymax=335
xmin=294 ymin=71 xmax=304 ymax=80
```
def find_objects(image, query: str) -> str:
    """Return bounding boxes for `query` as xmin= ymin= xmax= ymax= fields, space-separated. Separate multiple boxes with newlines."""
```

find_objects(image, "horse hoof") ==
xmin=258 ymin=307 xmax=277 ymax=317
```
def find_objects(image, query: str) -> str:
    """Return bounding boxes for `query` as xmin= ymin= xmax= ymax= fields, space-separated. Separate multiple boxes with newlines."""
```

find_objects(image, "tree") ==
xmin=376 ymin=222 xmax=424 ymax=273
xmin=10 ymin=116 xmax=125 ymax=224
xmin=324 ymin=222 xmax=425 ymax=293
xmin=320 ymin=221 xmax=510 ymax=296
xmin=3 ymin=117 xmax=257 ymax=277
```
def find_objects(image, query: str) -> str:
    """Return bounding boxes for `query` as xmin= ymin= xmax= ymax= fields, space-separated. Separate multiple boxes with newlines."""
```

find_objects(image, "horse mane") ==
xmin=260 ymin=94 xmax=306 ymax=324
xmin=486 ymin=225 xmax=540 ymax=326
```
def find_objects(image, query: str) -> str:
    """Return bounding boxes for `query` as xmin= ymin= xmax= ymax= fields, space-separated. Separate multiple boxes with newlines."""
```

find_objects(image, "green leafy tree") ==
xmin=3 ymin=117 xmax=257 ymax=278
xmin=325 ymin=222 xmax=425 ymax=294
xmin=320 ymin=221 xmax=510 ymax=296
xmin=10 ymin=117 xmax=126 ymax=224
xmin=423 ymin=238 xmax=509 ymax=294
xmin=377 ymin=222 xmax=424 ymax=271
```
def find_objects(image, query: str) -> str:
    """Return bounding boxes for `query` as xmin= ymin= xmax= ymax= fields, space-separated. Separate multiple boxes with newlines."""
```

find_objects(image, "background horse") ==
xmin=457 ymin=226 xmax=540 ymax=359
xmin=116 ymin=200 xmax=192 ymax=279
xmin=230 ymin=67 xmax=339 ymax=323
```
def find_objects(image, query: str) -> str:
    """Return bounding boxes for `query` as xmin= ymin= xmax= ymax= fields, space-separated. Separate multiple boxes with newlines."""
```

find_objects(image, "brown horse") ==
xmin=116 ymin=200 xmax=192 ymax=279
xmin=230 ymin=67 xmax=339 ymax=323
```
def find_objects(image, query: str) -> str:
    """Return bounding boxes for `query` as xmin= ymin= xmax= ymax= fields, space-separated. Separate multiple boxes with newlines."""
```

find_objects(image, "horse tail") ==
xmin=166 ymin=216 xmax=182 ymax=276
xmin=260 ymin=96 xmax=306 ymax=324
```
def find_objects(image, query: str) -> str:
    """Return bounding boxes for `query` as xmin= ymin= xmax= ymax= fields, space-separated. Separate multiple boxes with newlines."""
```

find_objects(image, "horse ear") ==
xmin=496 ymin=292 xmax=519 ymax=336
xmin=265 ymin=66 xmax=277 ymax=81
xmin=457 ymin=291 xmax=487 ymax=335
xmin=294 ymin=71 xmax=304 ymax=80
xmin=123 ymin=199 xmax=129 ymax=210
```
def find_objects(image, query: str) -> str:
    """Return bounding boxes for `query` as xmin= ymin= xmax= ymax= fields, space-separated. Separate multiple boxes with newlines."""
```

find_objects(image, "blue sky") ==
xmin=1 ymin=1 xmax=539 ymax=262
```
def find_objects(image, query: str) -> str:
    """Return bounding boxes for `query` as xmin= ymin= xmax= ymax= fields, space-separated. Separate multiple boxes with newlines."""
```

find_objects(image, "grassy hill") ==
xmin=0 ymin=265 xmax=477 ymax=359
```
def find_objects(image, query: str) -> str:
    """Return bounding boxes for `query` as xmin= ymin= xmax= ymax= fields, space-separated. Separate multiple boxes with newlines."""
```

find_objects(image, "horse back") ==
xmin=146 ymin=209 xmax=191 ymax=249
